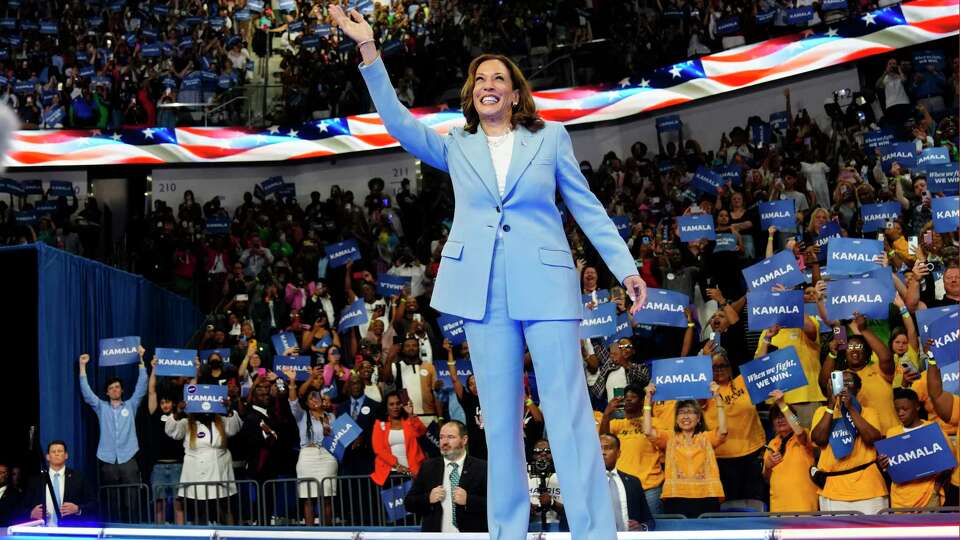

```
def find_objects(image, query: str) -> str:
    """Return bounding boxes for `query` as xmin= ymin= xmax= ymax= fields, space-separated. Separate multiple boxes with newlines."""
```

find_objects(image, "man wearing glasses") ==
xmin=589 ymin=338 xmax=650 ymax=406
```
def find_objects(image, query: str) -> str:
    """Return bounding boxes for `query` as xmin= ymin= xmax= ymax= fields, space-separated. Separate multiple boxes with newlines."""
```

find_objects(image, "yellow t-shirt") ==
xmin=885 ymin=422 xmax=951 ymax=508
xmin=908 ymin=370 xmax=957 ymax=437
xmin=853 ymin=362 xmax=898 ymax=435
xmin=756 ymin=319 xmax=825 ymax=404
xmin=766 ymin=430 xmax=819 ymax=512
xmin=704 ymin=376 xmax=765 ymax=458
xmin=654 ymin=429 xmax=725 ymax=500
xmin=606 ymin=417 xmax=665 ymax=490
xmin=812 ymin=405 xmax=888 ymax=502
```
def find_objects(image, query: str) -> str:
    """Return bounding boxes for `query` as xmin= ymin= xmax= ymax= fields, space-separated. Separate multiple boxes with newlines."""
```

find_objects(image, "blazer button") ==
xmin=495 ymin=206 xmax=501 ymax=213
xmin=502 ymin=224 xmax=511 ymax=232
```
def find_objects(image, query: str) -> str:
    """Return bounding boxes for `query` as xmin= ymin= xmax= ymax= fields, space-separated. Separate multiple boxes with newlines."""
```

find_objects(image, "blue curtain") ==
xmin=32 ymin=243 xmax=203 ymax=473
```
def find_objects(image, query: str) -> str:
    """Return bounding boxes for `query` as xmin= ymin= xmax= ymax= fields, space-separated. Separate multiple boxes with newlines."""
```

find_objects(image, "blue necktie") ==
xmin=351 ymin=399 xmax=360 ymax=419
xmin=52 ymin=472 xmax=62 ymax=508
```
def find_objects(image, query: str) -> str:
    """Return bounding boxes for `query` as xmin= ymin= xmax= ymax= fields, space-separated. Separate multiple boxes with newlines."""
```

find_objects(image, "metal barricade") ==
xmin=322 ymin=474 xmax=419 ymax=528
xmin=878 ymin=506 xmax=960 ymax=515
xmin=155 ymin=480 xmax=260 ymax=526
xmin=261 ymin=478 xmax=322 ymax=526
xmin=699 ymin=510 xmax=866 ymax=519
xmin=98 ymin=483 xmax=151 ymax=524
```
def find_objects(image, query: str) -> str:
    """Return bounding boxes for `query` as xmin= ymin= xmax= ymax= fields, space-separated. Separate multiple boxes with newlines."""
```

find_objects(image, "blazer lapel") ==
xmin=502 ymin=127 xmax=544 ymax=202
xmin=453 ymin=129 xmax=501 ymax=204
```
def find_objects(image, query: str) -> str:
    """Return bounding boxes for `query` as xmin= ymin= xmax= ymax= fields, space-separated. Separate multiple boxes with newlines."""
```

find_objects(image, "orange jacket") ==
xmin=370 ymin=415 xmax=427 ymax=485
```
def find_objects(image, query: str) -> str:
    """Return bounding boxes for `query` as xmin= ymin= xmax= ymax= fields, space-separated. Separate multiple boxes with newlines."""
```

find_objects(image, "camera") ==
xmin=527 ymin=455 xmax=555 ymax=478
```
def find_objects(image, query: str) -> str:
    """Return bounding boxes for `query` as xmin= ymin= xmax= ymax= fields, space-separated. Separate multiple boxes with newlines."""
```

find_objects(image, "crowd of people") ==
xmin=0 ymin=0 xmax=921 ymax=129
xmin=0 ymin=29 xmax=958 ymax=532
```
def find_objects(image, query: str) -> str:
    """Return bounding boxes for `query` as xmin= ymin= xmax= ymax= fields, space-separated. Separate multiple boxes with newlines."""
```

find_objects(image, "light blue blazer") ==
xmin=359 ymin=57 xmax=637 ymax=321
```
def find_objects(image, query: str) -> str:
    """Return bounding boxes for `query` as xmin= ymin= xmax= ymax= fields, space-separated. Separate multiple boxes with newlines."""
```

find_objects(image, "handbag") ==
xmin=809 ymin=460 xmax=876 ymax=489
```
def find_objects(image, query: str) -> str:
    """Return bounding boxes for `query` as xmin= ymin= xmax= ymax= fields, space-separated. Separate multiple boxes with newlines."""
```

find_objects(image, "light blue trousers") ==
xmin=464 ymin=239 xmax=617 ymax=540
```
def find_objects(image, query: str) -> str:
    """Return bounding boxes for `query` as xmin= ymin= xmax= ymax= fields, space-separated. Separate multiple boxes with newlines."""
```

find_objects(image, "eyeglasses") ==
xmin=532 ymin=448 xmax=551 ymax=454
xmin=847 ymin=342 xmax=864 ymax=350
xmin=618 ymin=344 xmax=633 ymax=349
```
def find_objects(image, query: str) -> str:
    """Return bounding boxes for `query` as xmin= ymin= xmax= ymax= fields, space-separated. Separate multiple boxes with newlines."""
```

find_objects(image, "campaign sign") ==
xmin=715 ymin=164 xmax=743 ymax=186
xmin=912 ymin=49 xmax=946 ymax=70
xmin=814 ymin=221 xmax=842 ymax=264
xmin=434 ymin=359 xmax=473 ymax=389
xmin=381 ymin=480 xmax=413 ymax=522
xmin=611 ymin=215 xmax=631 ymax=239
xmin=825 ymin=278 xmax=892 ymax=320
xmin=880 ymin=143 xmax=917 ymax=174
xmin=742 ymin=249 xmax=806 ymax=291
xmin=582 ymin=289 xmax=611 ymax=306
xmin=785 ymin=6 xmax=813 ymax=25
xmin=376 ymin=274 xmax=410 ymax=297
xmin=15 ymin=210 xmax=37 ymax=226
xmin=943 ymin=361 xmax=960 ymax=394
xmin=205 ymin=218 xmax=230 ymax=235
xmin=917 ymin=147 xmax=950 ymax=168
xmin=271 ymin=332 xmax=298 ymax=356
xmin=739 ymin=346 xmax=808 ymax=403
xmin=716 ymin=16 xmax=740 ymax=35
xmin=863 ymin=129 xmax=895 ymax=150
xmin=916 ymin=305 xmax=959 ymax=345
xmin=260 ymin=175 xmax=284 ymax=195
xmin=850 ymin=267 xmax=895 ymax=304
xmin=678 ymin=214 xmax=716 ymax=242
xmin=22 ymin=179 xmax=43 ymax=195
xmin=155 ymin=348 xmax=197 ymax=377
xmin=804 ymin=303 xmax=832 ymax=333
xmin=247 ymin=0 xmax=264 ymax=12
xmin=48 ymin=180 xmax=74 ymax=197
xmin=923 ymin=163 xmax=959 ymax=194
xmin=714 ymin=233 xmax=738 ymax=252
xmin=756 ymin=10 xmax=776 ymax=24
xmin=826 ymin=238 xmax=883 ymax=275
xmin=860 ymin=201 xmax=901 ymax=233
xmin=650 ymin=355 xmax=712 ymax=401
xmin=747 ymin=289 xmax=804 ymax=331
xmin=874 ymin=423 xmax=957 ymax=484
xmin=580 ymin=301 xmax=617 ymax=339
xmin=326 ymin=239 xmax=362 ymax=268
xmin=184 ymin=384 xmax=228 ymax=414
xmin=632 ymin=288 xmax=688 ymax=328
xmin=760 ymin=199 xmax=796 ymax=231
xmin=822 ymin=0 xmax=847 ymax=10
xmin=199 ymin=348 xmax=231 ymax=364
xmin=322 ymin=414 xmax=361 ymax=461
xmin=98 ymin=336 xmax=141 ymax=367
xmin=691 ymin=167 xmax=723 ymax=195
xmin=751 ymin=123 xmax=771 ymax=145
xmin=656 ymin=115 xmax=682 ymax=133
xmin=35 ymin=201 xmax=57 ymax=216
xmin=337 ymin=298 xmax=369 ymax=332
xmin=769 ymin=111 xmax=789 ymax=130
xmin=274 ymin=355 xmax=311 ymax=382
xmin=438 ymin=313 xmax=467 ymax=346
xmin=931 ymin=196 xmax=959 ymax=234
xmin=929 ymin=311 xmax=959 ymax=367
xmin=606 ymin=312 xmax=633 ymax=345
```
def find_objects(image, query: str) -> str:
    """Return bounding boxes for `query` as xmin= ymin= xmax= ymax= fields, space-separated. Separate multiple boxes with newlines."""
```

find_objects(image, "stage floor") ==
xmin=6 ymin=514 xmax=960 ymax=540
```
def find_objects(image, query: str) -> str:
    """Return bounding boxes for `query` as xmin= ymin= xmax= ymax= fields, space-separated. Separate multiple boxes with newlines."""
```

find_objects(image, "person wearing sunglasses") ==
xmin=588 ymin=338 xmax=650 ymax=406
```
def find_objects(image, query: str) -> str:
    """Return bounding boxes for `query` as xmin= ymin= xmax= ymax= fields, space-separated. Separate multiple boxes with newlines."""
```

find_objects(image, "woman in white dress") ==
xmin=283 ymin=368 xmax=338 ymax=526
xmin=165 ymin=404 xmax=242 ymax=524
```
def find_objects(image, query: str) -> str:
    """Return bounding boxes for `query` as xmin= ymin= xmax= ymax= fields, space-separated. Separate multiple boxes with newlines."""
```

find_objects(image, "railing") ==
xmin=98 ymin=483 xmax=152 ymax=524
xmin=261 ymin=478 xmax=322 ymax=526
xmin=322 ymin=474 xmax=418 ymax=527
xmin=154 ymin=480 xmax=261 ymax=526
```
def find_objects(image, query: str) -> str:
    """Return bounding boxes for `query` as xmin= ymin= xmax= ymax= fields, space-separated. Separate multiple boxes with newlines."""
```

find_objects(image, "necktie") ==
xmin=449 ymin=463 xmax=460 ymax=528
xmin=52 ymin=472 xmax=62 ymax=508
xmin=351 ymin=400 xmax=360 ymax=419
xmin=607 ymin=471 xmax=625 ymax=532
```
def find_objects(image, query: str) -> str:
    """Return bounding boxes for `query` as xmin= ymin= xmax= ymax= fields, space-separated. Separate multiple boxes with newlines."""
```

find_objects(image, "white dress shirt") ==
xmin=46 ymin=466 xmax=67 ymax=525
xmin=486 ymin=129 xmax=515 ymax=197
xmin=441 ymin=454 xmax=466 ymax=533
xmin=606 ymin=469 xmax=630 ymax=532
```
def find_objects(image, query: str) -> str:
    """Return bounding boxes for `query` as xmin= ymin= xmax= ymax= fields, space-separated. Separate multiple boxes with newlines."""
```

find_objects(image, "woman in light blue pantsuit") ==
xmin=331 ymin=6 xmax=649 ymax=539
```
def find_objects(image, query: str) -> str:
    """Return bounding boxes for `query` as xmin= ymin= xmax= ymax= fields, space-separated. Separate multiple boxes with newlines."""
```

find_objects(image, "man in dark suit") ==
xmin=0 ymin=462 xmax=22 ymax=526
xmin=335 ymin=375 xmax=381 ymax=526
xmin=404 ymin=420 xmax=487 ymax=533
xmin=600 ymin=433 xmax=655 ymax=531
xmin=336 ymin=375 xmax=381 ymax=476
xmin=22 ymin=441 xmax=96 ymax=525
